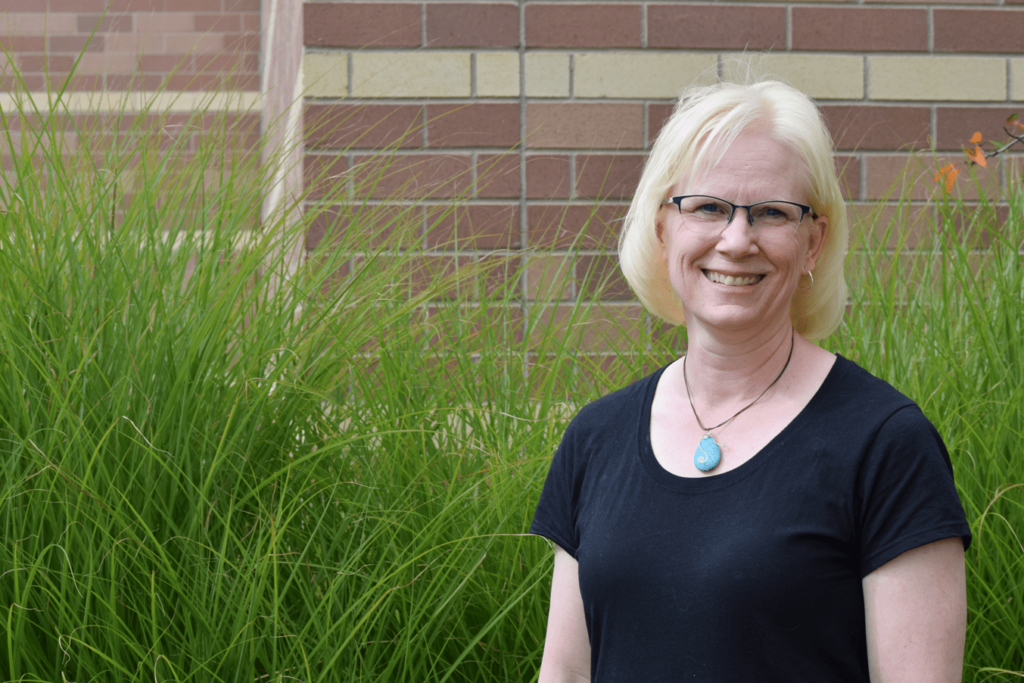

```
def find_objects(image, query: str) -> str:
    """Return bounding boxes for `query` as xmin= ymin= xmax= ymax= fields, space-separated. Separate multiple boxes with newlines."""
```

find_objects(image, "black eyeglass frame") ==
xmin=664 ymin=195 xmax=818 ymax=227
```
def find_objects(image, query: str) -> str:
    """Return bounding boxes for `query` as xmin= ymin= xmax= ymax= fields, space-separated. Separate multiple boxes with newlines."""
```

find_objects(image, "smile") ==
xmin=703 ymin=270 xmax=764 ymax=286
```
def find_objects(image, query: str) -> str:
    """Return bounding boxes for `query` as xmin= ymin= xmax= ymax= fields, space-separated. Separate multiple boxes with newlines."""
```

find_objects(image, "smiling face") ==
xmin=657 ymin=131 xmax=827 ymax=340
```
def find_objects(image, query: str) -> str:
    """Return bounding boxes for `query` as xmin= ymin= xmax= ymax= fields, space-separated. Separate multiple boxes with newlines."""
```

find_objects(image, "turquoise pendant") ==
xmin=694 ymin=434 xmax=721 ymax=472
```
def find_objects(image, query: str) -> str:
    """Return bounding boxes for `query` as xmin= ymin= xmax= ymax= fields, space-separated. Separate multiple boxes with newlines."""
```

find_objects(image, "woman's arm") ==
xmin=538 ymin=545 xmax=592 ymax=683
xmin=862 ymin=537 xmax=967 ymax=683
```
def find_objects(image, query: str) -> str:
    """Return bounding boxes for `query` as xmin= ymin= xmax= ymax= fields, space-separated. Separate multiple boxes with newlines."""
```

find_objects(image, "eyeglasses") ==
xmin=664 ymin=195 xmax=817 ymax=236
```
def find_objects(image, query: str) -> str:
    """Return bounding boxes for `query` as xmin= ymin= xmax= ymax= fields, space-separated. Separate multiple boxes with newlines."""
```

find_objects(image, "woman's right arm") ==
xmin=538 ymin=545 xmax=592 ymax=683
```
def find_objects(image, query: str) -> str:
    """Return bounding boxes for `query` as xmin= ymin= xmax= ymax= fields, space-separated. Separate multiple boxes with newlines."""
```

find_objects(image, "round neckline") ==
xmin=636 ymin=353 xmax=848 ymax=492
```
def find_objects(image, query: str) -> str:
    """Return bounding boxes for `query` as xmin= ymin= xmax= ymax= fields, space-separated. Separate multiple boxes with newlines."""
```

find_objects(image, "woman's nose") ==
xmin=717 ymin=207 xmax=758 ymax=254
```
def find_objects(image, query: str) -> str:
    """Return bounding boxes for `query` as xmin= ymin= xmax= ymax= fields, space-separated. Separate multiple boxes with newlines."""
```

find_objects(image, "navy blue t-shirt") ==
xmin=530 ymin=355 xmax=971 ymax=682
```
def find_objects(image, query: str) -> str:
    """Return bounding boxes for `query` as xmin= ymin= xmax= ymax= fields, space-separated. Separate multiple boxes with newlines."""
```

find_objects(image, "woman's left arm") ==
xmin=862 ymin=537 xmax=967 ymax=683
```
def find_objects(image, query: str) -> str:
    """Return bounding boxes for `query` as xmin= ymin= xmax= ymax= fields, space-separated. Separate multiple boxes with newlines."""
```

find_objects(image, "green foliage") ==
xmin=0 ymin=86 xmax=664 ymax=682
xmin=0 ymin=89 xmax=1020 ymax=682
xmin=837 ymin=170 xmax=1024 ymax=677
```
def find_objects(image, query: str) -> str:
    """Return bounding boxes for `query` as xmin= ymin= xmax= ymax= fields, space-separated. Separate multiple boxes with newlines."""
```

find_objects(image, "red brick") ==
xmin=304 ymin=154 xmax=349 ymax=200
xmin=847 ymin=202 xmax=936 ymax=250
xmin=409 ymin=255 xmax=475 ymax=299
xmin=68 ymin=74 xmax=105 ymax=91
xmin=426 ymin=103 xmax=519 ymax=149
xmin=935 ymin=107 xmax=1021 ymax=151
xmin=792 ymin=8 xmax=926 ymax=51
xmin=526 ymin=4 xmax=640 ymax=48
xmin=864 ymin=155 xmax=999 ymax=202
xmin=304 ymin=3 xmax=421 ymax=48
xmin=48 ymin=0 xmax=105 ymax=9
xmin=108 ymin=74 xmax=165 ymax=90
xmin=7 ymin=74 xmax=43 ymax=90
xmin=138 ymin=54 xmax=194 ymax=72
xmin=476 ymin=154 xmax=521 ymax=198
xmin=526 ymin=154 xmax=571 ymax=199
xmin=307 ymin=203 xmax=423 ymax=250
xmin=19 ymin=55 xmax=77 ymax=73
xmin=224 ymin=33 xmax=260 ymax=52
xmin=427 ymin=3 xmax=519 ymax=47
xmin=0 ymin=37 xmax=45 ymax=52
xmin=242 ymin=14 xmax=261 ymax=32
xmin=224 ymin=0 xmax=261 ymax=11
xmin=78 ymin=14 xmax=134 ymax=33
xmin=527 ymin=103 xmax=642 ymax=150
xmin=166 ymin=72 xmax=258 ymax=91
xmin=0 ymin=0 xmax=44 ymax=9
xmin=821 ymin=105 xmax=931 ymax=152
xmin=163 ymin=73 xmax=209 ymax=90
xmin=934 ymin=9 xmax=1024 ymax=52
xmin=865 ymin=0 xmax=995 ymax=6
xmin=575 ymin=154 xmax=644 ymax=200
xmin=527 ymin=203 xmax=625 ymax=249
xmin=835 ymin=155 xmax=860 ymax=200
xmin=106 ymin=0 xmax=162 ymax=9
xmin=305 ymin=104 xmax=423 ymax=150
xmin=648 ymin=103 xmax=675 ymax=146
xmin=648 ymin=5 xmax=785 ymax=49
xmin=164 ymin=0 xmax=216 ymax=10
xmin=48 ymin=35 xmax=105 ymax=53
xmin=195 ymin=14 xmax=242 ymax=32
xmin=195 ymin=53 xmax=259 ymax=73
xmin=351 ymin=154 xmax=473 ymax=199
xmin=575 ymin=255 xmax=632 ymax=300
xmin=426 ymin=204 xmax=521 ymax=249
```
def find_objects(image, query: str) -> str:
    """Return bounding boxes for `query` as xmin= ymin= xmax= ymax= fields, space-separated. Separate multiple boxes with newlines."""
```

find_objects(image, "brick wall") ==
xmin=0 ymin=0 xmax=261 ymax=92
xmin=0 ymin=1 xmax=264 ymax=221
xmin=298 ymin=0 xmax=1024 ymax=337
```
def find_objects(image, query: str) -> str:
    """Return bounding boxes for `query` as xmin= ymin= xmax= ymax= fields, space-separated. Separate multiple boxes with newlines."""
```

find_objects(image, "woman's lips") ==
xmin=702 ymin=269 xmax=764 ymax=286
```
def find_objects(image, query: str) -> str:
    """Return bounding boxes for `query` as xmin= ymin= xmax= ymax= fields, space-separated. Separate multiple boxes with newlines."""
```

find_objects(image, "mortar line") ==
xmin=786 ymin=6 xmax=792 ymax=51
xmin=641 ymin=3 xmax=648 ymax=49
xmin=519 ymin=0 xmax=529 ymax=314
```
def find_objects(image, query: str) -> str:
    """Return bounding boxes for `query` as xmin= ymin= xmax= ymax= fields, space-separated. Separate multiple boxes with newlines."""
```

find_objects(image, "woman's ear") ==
xmin=804 ymin=213 xmax=828 ymax=272
xmin=655 ymin=215 xmax=668 ymax=261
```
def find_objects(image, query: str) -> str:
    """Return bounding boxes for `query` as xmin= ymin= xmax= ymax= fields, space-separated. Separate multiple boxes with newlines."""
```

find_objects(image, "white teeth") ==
xmin=704 ymin=270 xmax=761 ymax=286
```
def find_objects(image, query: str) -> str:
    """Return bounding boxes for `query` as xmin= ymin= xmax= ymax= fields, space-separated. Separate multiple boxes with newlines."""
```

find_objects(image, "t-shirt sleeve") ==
xmin=530 ymin=420 xmax=581 ymax=558
xmin=857 ymin=404 xmax=972 ymax=577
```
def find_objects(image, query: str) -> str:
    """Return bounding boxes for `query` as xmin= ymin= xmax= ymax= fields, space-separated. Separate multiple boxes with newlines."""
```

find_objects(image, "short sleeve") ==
xmin=857 ymin=405 xmax=972 ymax=577
xmin=530 ymin=421 xmax=582 ymax=558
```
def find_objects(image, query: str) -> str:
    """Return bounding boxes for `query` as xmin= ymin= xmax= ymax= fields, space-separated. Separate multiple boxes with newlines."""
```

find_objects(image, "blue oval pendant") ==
xmin=694 ymin=434 xmax=721 ymax=472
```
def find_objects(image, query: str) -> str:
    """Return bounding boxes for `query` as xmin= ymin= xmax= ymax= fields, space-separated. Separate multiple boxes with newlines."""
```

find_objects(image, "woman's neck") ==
xmin=680 ymin=321 xmax=799 ymax=412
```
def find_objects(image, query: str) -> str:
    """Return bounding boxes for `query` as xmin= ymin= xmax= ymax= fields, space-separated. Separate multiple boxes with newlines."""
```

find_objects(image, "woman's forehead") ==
xmin=672 ymin=133 xmax=810 ymax=199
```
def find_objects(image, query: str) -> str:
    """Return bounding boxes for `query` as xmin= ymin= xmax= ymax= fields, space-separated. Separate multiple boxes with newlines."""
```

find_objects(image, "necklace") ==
xmin=682 ymin=328 xmax=795 ymax=472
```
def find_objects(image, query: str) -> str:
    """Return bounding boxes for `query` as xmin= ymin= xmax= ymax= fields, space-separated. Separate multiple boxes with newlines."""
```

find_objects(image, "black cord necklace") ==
xmin=682 ymin=328 xmax=795 ymax=472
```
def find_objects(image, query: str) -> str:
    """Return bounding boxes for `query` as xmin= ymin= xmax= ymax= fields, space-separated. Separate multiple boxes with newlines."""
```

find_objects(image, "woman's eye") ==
xmin=753 ymin=206 xmax=788 ymax=221
xmin=696 ymin=203 xmax=724 ymax=214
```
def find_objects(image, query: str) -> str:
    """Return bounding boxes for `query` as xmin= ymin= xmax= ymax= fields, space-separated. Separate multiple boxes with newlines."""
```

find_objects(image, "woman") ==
xmin=530 ymin=79 xmax=971 ymax=682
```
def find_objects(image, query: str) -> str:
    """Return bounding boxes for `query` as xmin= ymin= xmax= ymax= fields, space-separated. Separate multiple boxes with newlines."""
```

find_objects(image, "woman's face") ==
xmin=657 ymin=132 xmax=827 ymax=339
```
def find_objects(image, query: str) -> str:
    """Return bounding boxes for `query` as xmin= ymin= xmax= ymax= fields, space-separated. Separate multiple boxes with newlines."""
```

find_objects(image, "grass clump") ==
xmin=0 ymin=85 xmax=651 ymax=682
xmin=0 ymin=83 xmax=1021 ymax=683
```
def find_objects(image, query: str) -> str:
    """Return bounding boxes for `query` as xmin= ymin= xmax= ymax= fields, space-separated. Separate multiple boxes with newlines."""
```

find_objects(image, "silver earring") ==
xmin=799 ymin=270 xmax=814 ymax=291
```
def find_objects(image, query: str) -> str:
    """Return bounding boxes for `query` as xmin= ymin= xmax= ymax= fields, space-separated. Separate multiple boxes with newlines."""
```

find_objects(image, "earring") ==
xmin=799 ymin=270 xmax=814 ymax=291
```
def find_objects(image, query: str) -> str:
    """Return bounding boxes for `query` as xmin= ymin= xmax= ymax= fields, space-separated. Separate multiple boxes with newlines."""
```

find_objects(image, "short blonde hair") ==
xmin=618 ymin=78 xmax=848 ymax=340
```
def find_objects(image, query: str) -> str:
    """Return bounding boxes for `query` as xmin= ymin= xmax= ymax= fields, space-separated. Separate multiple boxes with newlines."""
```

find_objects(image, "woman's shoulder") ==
xmin=570 ymin=364 xmax=668 ymax=430
xmin=813 ymin=354 xmax=943 ymax=451
xmin=824 ymin=354 xmax=919 ymax=413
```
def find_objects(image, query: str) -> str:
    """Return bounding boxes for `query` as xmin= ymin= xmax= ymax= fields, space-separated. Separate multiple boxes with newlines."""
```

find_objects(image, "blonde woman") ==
xmin=531 ymin=80 xmax=970 ymax=682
